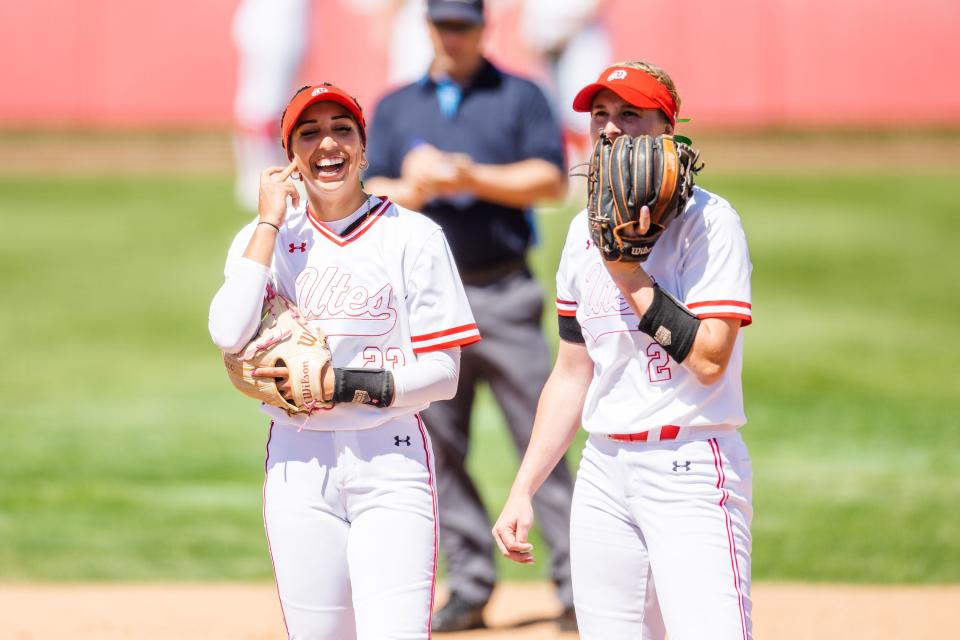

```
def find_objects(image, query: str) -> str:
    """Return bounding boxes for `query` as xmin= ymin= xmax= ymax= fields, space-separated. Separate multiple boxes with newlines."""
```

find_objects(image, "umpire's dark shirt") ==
xmin=365 ymin=59 xmax=565 ymax=273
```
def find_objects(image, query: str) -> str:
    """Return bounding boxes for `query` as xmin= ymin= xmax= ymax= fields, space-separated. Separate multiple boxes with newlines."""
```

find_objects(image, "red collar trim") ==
xmin=306 ymin=197 xmax=391 ymax=247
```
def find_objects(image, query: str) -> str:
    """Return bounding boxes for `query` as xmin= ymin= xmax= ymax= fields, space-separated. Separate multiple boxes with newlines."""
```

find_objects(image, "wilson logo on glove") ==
xmin=223 ymin=292 xmax=333 ymax=416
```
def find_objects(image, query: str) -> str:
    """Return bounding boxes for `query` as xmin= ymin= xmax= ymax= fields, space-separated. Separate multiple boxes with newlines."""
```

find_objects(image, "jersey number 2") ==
xmin=647 ymin=344 xmax=672 ymax=383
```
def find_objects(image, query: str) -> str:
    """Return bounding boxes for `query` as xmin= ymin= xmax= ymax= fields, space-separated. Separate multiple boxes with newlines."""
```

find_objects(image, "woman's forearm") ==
xmin=510 ymin=350 xmax=591 ymax=498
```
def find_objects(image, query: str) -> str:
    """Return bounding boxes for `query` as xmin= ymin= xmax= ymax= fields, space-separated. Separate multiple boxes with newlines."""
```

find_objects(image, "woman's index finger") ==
xmin=277 ymin=160 xmax=298 ymax=181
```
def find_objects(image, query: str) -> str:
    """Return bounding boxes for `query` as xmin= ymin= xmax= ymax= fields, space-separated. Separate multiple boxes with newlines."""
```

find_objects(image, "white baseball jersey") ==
xmin=556 ymin=186 xmax=753 ymax=434
xmin=222 ymin=195 xmax=480 ymax=431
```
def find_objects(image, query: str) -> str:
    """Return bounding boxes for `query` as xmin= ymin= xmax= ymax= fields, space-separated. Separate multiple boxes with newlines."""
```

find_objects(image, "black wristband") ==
xmin=637 ymin=285 xmax=701 ymax=363
xmin=258 ymin=220 xmax=280 ymax=232
xmin=332 ymin=368 xmax=395 ymax=407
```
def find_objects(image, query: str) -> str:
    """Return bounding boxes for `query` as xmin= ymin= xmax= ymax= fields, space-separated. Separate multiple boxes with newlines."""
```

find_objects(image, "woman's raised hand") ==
xmin=258 ymin=160 xmax=301 ymax=226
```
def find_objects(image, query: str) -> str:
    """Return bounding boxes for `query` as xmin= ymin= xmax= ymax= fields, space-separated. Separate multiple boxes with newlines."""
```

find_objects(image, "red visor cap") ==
xmin=281 ymin=84 xmax=367 ymax=158
xmin=572 ymin=66 xmax=677 ymax=127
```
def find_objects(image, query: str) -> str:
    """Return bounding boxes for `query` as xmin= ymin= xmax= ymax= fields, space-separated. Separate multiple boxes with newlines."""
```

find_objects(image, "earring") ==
xmin=360 ymin=159 xmax=369 ymax=170
xmin=291 ymin=171 xmax=301 ymax=181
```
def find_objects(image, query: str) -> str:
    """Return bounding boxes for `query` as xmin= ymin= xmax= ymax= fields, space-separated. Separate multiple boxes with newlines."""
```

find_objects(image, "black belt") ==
xmin=459 ymin=258 xmax=529 ymax=287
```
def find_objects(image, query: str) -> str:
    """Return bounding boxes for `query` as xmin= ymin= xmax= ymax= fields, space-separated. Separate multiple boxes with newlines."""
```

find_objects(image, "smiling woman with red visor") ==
xmin=209 ymin=83 xmax=481 ymax=639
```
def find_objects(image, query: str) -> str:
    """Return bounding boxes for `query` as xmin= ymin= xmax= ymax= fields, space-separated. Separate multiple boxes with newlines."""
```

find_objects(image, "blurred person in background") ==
xmin=351 ymin=0 xmax=433 ymax=87
xmin=364 ymin=0 xmax=576 ymax=632
xmin=231 ymin=0 xmax=310 ymax=211
xmin=520 ymin=0 xmax=611 ymax=170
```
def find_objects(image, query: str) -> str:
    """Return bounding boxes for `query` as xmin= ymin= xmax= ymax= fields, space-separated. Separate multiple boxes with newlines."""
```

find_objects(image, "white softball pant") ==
xmin=263 ymin=414 xmax=438 ymax=640
xmin=570 ymin=431 xmax=753 ymax=640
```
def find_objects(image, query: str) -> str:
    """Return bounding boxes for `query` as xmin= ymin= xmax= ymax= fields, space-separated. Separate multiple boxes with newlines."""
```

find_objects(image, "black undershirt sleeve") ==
xmin=558 ymin=314 xmax=585 ymax=344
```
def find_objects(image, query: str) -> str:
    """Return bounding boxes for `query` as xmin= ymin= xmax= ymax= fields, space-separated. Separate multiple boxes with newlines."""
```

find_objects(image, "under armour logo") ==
xmin=672 ymin=460 xmax=691 ymax=472
xmin=289 ymin=242 xmax=307 ymax=253
xmin=394 ymin=435 xmax=411 ymax=447
xmin=607 ymin=69 xmax=628 ymax=81
xmin=312 ymin=87 xmax=328 ymax=96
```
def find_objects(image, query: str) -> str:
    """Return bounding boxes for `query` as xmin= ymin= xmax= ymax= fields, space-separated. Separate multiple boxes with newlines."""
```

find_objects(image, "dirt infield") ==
xmin=1 ymin=581 xmax=957 ymax=639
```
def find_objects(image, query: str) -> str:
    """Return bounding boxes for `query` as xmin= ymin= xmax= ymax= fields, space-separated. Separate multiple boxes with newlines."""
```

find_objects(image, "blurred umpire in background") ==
xmin=365 ymin=0 xmax=576 ymax=632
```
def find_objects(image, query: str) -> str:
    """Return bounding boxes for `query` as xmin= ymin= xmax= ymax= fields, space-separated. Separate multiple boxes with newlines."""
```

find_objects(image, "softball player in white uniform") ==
xmin=493 ymin=61 xmax=754 ymax=640
xmin=210 ymin=84 xmax=480 ymax=639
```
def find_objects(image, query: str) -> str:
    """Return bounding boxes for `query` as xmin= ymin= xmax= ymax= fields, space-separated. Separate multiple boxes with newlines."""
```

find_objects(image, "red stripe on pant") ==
xmin=709 ymin=437 xmax=748 ymax=640
xmin=262 ymin=421 xmax=290 ymax=637
xmin=416 ymin=414 xmax=438 ymax=639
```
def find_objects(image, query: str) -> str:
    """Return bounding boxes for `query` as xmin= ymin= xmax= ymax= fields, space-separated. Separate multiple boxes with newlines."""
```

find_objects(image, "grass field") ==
xmin=1 ymin=135 xmax=958 ymax=583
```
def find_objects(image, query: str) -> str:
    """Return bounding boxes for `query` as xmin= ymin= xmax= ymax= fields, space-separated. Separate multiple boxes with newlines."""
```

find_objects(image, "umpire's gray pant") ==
xmin=422 ymin=269 xmax=575 ymax=608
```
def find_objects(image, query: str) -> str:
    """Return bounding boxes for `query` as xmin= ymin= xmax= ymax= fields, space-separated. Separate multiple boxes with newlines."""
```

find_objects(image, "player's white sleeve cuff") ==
xmin=410 ymin=323 xmax=481 ymax=354
xmin=556 ymin=297 xmax=578 ymax=317
xmin=687 ymin=300 xmax=752 ymax=326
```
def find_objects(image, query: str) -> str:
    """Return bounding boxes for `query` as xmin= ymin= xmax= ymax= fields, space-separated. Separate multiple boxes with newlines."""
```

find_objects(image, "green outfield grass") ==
xmin=1 ymin=161 xmax=958 ymax=583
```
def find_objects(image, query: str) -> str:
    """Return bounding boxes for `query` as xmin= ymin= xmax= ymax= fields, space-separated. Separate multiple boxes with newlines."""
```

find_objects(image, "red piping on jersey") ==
xmin=412 ymin=334 xmax=482 ymax=354
xmin=688 ymin=300 xmax=751 ymax=309
xmin=307 ymin=197 xmax=391 ymax=246
xmin=411 ymin=323 xmax=478 ymax=343
xmin=697 ymin=312 xmax=753 ymax=327
xmin=709 ymin=437 xmax=749 ymax=640
xmin=556 ymin=297 xmax=578 ymax=317
xmin=415 ymin=414 xmax=438 ymax=638
xmin=261 ymin=422 xmax=290 ymax=637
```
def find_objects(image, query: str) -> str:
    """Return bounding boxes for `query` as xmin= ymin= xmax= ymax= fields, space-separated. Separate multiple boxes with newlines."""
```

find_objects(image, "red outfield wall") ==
xmin=1 ymin=0 xmax=958 ymax=128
